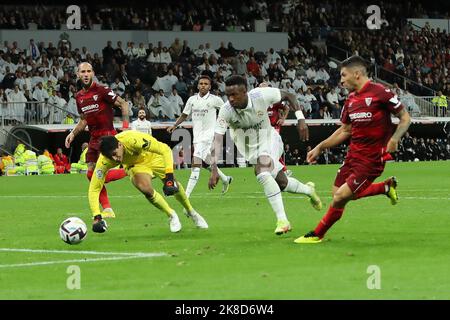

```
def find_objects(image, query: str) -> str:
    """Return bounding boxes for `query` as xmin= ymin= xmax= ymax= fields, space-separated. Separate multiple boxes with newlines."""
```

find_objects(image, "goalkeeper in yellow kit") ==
xmin=89 ymin=130 xmax=208 ymax=233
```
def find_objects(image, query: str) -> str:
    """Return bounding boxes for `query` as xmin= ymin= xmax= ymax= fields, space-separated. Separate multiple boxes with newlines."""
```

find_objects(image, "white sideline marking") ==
xmin=0 ymin=248 xmax=168 ymax=269
xmin=0 ymin=248 xmax=166 ymax=256
xmin=0 ymin=193 xmax=449 ymax=201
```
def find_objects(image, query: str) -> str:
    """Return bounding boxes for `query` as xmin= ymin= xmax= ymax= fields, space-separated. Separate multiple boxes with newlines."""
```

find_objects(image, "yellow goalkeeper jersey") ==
xmin=88 ymin=130 xmax=174 ymax=215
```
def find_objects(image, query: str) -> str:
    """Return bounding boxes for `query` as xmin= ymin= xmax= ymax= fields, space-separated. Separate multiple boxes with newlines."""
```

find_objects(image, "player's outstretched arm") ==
xmin=386 ymin=109 xmax=411 ymax=153
xmin=279 ymin=89 xmax=308 ymax=141
xmin=65 ymin=117 xmax=87 ymax=148
xmin=114 ymin=96 xmax=130 ymax=130
xmin=208 ymin=132 xmax=224 ymax=190
xmin=307 ymin=123 xmax=351 ymax=163
xmin=167 ymin=113 xmax=188 ymax=133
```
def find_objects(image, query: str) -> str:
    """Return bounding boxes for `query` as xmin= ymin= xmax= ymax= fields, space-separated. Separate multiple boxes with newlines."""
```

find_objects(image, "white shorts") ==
xmin=232 ymin=128 xmax=284 ymax=178
xmin=193 ymin=141 xmax=212 ymax=162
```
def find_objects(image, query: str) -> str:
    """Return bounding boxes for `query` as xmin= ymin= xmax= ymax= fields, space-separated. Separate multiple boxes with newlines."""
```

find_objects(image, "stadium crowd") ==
xmin=0 ymin=1 xmax=441 ymax=32
xmin=0 ymin=1 xmax=449 ymax=174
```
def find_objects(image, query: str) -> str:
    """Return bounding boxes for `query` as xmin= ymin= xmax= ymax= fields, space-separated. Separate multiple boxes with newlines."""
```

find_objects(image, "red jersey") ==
xmin=268 ymin=102 xmax=285 ymax=131
xmin=76 ymin=82 xmax=118 ymax=138
xmin=341 ymin=81 xmax=404 ymax=162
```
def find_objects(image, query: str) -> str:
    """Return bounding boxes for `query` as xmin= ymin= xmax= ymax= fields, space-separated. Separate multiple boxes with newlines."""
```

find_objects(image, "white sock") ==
xmin=217 ymin=168 xmax=228 ymax=182
xmin=256 ymin=172 xmax=287 ymax=221
xmin=206 ymin=166 xmax=228 ymax=182
xmin=284 ymin=177 xmax=312 ymax=196
xmin=186 ymin=167 xmax=201 ymax=198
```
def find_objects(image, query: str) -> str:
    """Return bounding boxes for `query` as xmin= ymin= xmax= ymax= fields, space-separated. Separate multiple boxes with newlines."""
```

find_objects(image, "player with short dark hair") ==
xmin=167 ymin=74 xmax=232 ymax=198
xmin=89 ymin=131 xmax=208 ymax=233
xmin=295 ymin=55 xmax=412 ymax=244
xmin=65 ymin=62 xmax=129 ymax=220
xmin=209 ymin=75 xmax=322 ymax=235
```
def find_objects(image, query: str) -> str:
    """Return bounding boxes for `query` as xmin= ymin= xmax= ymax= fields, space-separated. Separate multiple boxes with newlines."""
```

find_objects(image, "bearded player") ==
xmin=295 ymin=55 xmax=411 ymax=244
xmin=65 ymin=62 xmax=129 ymax=220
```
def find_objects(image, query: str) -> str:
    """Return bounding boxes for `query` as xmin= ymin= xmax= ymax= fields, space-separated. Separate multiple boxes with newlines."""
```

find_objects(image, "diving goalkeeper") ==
xmin=88 ymin=130 xmax=208 ymax=233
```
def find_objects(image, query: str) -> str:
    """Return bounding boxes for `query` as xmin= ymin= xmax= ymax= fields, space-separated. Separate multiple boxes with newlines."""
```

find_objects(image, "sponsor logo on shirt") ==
xmin=240 ymin=120 xmax=264 ymax=131
xmin=349 ymin=111 xmax=372 ymax=121
xmin=81 ymin=104 xmax=99 ymax=112
xmin=192 ymin=109 xmax=209 ymax=117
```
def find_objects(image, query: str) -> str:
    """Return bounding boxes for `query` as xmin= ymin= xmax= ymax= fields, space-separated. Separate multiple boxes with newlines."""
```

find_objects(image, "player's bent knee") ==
xmin=332 ymin=192 xmax=351 ymax=206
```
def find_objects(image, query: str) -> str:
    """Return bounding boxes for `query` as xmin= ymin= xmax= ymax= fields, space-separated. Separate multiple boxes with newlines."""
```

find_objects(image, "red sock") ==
xmin=98 ymin=187 xmax=111 ymax=209
xmin=86 ymin=170 xmax=111 ymax=209
xmin=354 ymin=182 xmax=386 ymax=200
xmin=314 ymin=206 xmax=345 ymax=238
xmin=105 ymin=168 xmax=127 ymax=183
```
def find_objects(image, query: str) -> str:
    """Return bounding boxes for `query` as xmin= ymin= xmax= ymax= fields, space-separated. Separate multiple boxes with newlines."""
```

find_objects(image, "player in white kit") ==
xmin=168 ymin=75 xmax=232 ymax=197
xmin=208 ymin=75 xmax=322 ymax=235
xmin=131 ymin=109 xmax=152 ymax=135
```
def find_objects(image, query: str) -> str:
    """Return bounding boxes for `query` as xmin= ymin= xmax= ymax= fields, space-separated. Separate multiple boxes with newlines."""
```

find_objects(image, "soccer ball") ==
xmin=59 ymin=217 xmax=87 ymax=245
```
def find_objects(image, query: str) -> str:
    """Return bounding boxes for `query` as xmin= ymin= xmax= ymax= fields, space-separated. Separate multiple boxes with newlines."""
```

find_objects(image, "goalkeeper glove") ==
xmin=163 ymin=173 xmax=178 ymax=196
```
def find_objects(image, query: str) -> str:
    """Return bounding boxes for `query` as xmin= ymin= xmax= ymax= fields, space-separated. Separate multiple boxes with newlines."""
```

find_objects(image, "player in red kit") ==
xmin=295 ymin=55 xmax=411 ymax=244
xmin=65 ymin=62 xmax=129 ymax=221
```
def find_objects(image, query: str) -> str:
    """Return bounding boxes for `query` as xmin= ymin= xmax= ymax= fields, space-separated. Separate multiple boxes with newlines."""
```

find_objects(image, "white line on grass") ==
xmin=0 ymin=248 xmax=168 ymax=269
xmin=0 ymin=248 xmax=166 ymax=256
xmin=0 ymin=194 xmax=449 ymax=200
xmin=0 ymin=255 xmax=166 ymax=269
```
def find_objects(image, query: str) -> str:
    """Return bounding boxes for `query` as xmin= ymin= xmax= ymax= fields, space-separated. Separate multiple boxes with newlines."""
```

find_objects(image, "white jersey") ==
xmin=215 ymin=87 xmax=282 ymax=165
xmin=182 ymin=92 xmax=223 ymax=143
xmin=131 ymin=119 xmax=152 ymax=135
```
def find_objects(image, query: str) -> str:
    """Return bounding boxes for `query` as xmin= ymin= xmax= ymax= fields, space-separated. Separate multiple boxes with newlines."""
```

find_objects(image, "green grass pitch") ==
xmin=0 ymin=161 xmax=449 ymax=299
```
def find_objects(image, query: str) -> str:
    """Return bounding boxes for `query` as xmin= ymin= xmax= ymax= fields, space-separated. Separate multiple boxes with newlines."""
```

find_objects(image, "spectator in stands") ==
xmin=284 ymin=144 xmax=293 ymax=165
xmin=170 ymin=38 xmax=183 ymax=59
xmin=180 ymin=40 xmax=192 ymax=59
xmin=27 ymin=39 xmax=40 ymax=60
xmin=291 ymin=148 xmax=302 ymax=165
xmin=160 ymin=47 xmax=172 ymax=64
xmin=6 ymin=84 xmax=26 ymax=124
xmin=305 ymin=65 xmax=317 ymax=84
xmin=292 ymin=75 xmax=307 ymax=93
xmin=132 ymin=90 xmax=146 ymax=110
xmin=136 ymin=43 xmax=148 ymax=59
xmin=111 ymin=77 xmax=125 ymax=96
xmin=147 ymin=89 xmax=169 ymax=120
xmin=167 ymin=87 xmax=184 ymax=120
xmin=147 ymin=47 xmax=161 ymax=64
xmin=32 ymin=81 xmax=49 ymax=122
xmin=102 ymin=41 xmax=115 ymax=66
xmin=131 ymin=108 xmax=152 ymax=135
xmin=326 ymin=87 xmax=341 ymax=119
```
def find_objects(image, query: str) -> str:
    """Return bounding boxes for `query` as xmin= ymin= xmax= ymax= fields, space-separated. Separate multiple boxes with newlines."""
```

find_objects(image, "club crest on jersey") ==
xmin=96 ymin=169 xmax=104 ymax=178
xmin=93 ymin=94 xmax=98 ymax=101
xmin=365 ymin=97 xmax=372 ymax=106
xmin=256 ymin=111 xmax=264 ymax=117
